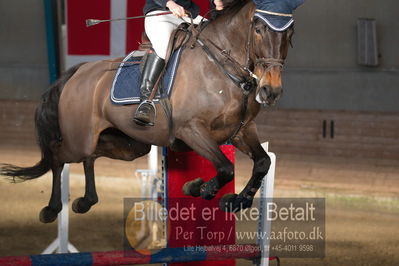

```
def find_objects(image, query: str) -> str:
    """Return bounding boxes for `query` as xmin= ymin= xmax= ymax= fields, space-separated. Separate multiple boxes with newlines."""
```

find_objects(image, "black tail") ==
xmin=0 ymin=63 xmax=84 ymax=181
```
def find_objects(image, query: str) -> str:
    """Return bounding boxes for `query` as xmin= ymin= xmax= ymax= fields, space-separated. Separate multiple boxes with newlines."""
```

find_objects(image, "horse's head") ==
xmin=250 ymin=0 xmax=304 ymax=106
xmin=251 ymin=19 xmax=293 ymax=105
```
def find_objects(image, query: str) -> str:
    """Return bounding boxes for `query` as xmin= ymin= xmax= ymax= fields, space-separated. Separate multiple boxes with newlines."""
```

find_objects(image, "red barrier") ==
xmin=164 ymin=145 xmax=236 ymax=266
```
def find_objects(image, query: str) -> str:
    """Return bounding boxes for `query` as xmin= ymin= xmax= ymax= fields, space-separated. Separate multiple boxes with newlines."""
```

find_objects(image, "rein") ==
xmin=190 ymin=23 xmax=258 ymax=85
xmin=187 ymin=14 xmax=284 ymax=141
xmin=189 ymin=21 xmax=255 ymax=142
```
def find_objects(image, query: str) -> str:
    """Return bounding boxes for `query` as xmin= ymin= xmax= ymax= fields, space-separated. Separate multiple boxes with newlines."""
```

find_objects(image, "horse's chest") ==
xmin=210 ymin=112 xmax=241 ymax=138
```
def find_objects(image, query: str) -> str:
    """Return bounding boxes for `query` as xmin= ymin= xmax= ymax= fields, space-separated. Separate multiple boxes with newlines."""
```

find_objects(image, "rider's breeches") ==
xmin=145 ymin=11 xmax=203 ymax=59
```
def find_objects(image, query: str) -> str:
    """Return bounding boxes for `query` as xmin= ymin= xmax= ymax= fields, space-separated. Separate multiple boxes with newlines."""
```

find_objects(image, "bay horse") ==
xmin=1 ymin=0 xmax=294 ymax=223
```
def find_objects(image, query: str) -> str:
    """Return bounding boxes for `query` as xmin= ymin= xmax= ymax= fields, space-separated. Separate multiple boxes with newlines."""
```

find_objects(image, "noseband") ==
xmin=245 ymin=20 xmax=285 ymax=77
xmin=255 ymin=58 xmax=284 ymax=72
xmin=189 ymin=13 xmax=286 ymax=88
xmin=188 ymin=12 xmax=287 ymax=141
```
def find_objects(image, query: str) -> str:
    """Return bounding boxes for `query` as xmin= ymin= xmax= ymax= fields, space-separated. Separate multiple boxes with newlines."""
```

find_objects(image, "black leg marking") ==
xmin=220 ymin=122 xmax=271 ymax=212
xmin=72 ymin=158 xmax=98 ymax=214
xmin=39 ymin=163 xmax=64 ymax=223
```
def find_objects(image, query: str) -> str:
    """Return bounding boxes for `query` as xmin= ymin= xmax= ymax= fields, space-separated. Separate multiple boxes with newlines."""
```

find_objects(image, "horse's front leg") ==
xmin=220 ymin=121 xmax=271 ymax=212
xmin=177 ymin=122 xmax=234 ymax=200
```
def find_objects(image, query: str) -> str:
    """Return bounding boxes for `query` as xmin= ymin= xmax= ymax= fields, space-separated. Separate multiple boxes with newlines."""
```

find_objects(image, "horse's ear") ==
xmin=288 ymin=27 xmax=295 ymax=48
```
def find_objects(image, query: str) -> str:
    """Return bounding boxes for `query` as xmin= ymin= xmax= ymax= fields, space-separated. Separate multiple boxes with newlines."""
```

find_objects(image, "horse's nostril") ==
xmin=265 ymin=86 xmax=276 ymax=99
xmin=257 ymin=86 xmax=267 ymax=100
xmin=262 ymin=86 xmax=271 ymax=97
xmin=269 ymin=94 xmax=277 ymax=101
xmin=259 ymin=85 xmax=282 ymax=105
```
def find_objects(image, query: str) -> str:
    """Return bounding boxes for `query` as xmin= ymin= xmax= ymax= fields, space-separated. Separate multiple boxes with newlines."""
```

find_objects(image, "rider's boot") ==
xmin=133 ymin=49 xmax=165 ymax=126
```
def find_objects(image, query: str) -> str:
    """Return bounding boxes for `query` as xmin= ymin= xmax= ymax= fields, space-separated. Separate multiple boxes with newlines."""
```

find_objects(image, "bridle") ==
xmin=189 ymin=14 xmax=285 ymax=92
xmin=185 ymin=11 xmax=287 ymax=141
xmin=245 ymin=19 xmax=285 ymax=80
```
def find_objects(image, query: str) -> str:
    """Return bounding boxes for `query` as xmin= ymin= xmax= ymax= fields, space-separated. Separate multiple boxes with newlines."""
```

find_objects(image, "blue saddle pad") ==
xmin=110 ymin=48 xmax=183 ymax=105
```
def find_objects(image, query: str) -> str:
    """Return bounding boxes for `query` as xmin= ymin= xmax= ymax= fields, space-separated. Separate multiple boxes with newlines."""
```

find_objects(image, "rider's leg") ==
xmin=144 ymin=11 xmax=182 ymax=59
xmin=133 ymin=49 xmax=165 ymax=126
xmin=133 ymin=12 xmax=179 ymax=126
xmin=133 ymin=12 xmax=202 ymax=126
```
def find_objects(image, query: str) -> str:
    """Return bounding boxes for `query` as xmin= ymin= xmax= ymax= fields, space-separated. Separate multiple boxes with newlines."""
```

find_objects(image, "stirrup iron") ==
xmin=133 ymin=100 xmax=157 ymax=126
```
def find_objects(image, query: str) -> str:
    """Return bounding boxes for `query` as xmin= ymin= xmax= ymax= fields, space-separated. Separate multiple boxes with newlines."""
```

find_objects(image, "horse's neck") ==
xmin=204 ymin=1 xmax=255 ymax=63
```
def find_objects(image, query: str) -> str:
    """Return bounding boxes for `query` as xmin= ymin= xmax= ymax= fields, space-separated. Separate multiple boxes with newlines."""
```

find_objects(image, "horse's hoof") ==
xmin=219 ymin=193 xmax=254 ymax=212
xmin=199 ymin=179 xmax=218 ymax=200
xmin=182 ymin=178 xmax=204 ymax=197
xmin=72 ymin=197 xmax=96 ymax=214
xmin=219 ymin=193 xmax=238 ymax=212
xmin=39 ymin=206 xmax=59 ymax=223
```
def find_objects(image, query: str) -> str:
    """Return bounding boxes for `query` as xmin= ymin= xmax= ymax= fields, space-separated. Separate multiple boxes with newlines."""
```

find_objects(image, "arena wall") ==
xmin=1 ymin=100 xmax=397 ymax=160
xmin=282 ymin=0 xmax=399 ymax=112
xmin=0 ymin=0 xmax=50 ymax=100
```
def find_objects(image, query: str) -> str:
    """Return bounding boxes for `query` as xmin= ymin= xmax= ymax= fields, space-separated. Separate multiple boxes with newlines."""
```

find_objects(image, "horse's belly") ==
xmin=105 ymin=103 xmax=171 ymax=147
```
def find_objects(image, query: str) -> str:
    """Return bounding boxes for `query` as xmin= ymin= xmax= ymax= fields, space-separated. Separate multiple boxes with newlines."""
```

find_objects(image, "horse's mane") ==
xmin=209 ymin=0 xmax=251 ymax=21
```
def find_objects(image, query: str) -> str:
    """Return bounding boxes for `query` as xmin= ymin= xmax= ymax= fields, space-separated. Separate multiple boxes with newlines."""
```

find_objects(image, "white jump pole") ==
xmin=148 ymin=145 xmax=158 ymax=174
xmin=258 ymin=142 xmax=276 ymax=266
xmin=42 ymin=164 xmax=78 ymax=254
xmin=137 ymin=145 xmax=159 ymax=200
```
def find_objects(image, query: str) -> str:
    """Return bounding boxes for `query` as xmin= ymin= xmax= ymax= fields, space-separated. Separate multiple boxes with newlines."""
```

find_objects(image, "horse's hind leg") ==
xmin=220 ymin=122 xmax=271 ymax=212
xmin=39 ymin=163 xmax=64 ymax=223
xmin=72 ymin=157 xmax=98 ymax=214
xmin=178 ymin=124 xmax=234 ymax=200
xmin=71 ymin=128 xmax=152 ymax=214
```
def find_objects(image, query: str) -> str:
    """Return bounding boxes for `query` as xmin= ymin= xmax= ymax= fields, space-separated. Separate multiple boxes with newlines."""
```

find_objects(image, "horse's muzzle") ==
xmin=257 ymin=85 xmax=282 ymax=106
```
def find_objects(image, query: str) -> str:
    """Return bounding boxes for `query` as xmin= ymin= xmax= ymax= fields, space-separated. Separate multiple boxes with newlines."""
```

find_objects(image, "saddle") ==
xmin=110 ymin=26 xmax=192 ymax=106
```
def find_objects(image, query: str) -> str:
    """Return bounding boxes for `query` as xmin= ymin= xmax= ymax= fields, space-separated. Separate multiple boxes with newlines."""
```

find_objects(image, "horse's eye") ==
xmin=255 ymin=27 xmax=261 ymax=34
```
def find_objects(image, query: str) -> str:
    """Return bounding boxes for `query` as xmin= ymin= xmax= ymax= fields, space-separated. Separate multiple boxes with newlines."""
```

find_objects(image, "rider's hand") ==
xmin=214 ymin=0 xmax=224 ymax=11
xmin=166 ymin=1 xmax=186 ymax=17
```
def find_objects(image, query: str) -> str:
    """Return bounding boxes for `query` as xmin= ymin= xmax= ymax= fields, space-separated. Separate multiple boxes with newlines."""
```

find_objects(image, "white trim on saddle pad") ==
xmin=110 ymin=48 xmax=183 ymax=105
xmin=110 ymin=50 xmax=146 ymax=104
